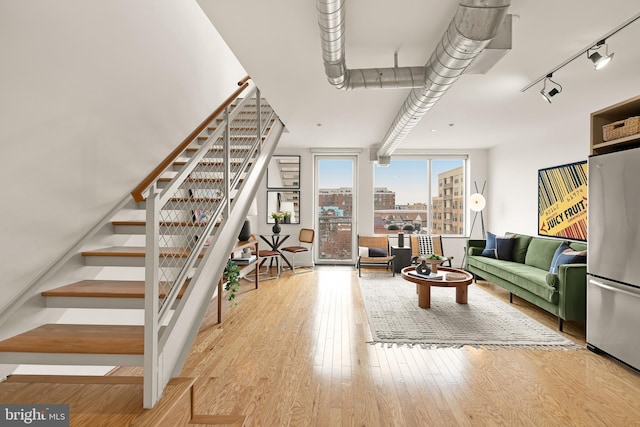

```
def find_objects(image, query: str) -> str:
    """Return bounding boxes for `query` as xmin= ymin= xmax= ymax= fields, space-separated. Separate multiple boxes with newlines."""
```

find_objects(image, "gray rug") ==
xmin=358 ymin=274 xmax=578 ymax=348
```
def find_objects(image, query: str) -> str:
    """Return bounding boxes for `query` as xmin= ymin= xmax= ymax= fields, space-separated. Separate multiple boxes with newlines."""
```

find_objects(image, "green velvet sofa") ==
xmin=465 ymin=233 xmax=587 ymax=331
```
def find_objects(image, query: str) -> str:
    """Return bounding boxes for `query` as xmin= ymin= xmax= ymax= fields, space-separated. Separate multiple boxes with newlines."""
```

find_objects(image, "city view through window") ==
xmin=317 ymin=158 xmax=354 ymax=261
xmin=316 ymin=158 xmax=465 ymax=261
xmin=373 ymin=159 xmax=465 ymax=235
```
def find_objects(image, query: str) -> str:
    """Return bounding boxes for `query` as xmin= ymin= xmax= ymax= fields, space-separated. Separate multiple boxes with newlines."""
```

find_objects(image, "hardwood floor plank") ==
xmin=2 ymin=271 xmax=640 ymax=426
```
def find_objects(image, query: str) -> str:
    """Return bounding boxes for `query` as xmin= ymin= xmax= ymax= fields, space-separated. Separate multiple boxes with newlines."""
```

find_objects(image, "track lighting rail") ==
xmin=520 ymin=12 xmax=640 ymax=93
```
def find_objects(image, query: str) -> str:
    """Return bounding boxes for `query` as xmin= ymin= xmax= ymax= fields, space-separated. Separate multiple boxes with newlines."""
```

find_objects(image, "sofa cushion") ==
xmin=468 ymin=255 xmax=557 ymax=303
xmin=495 ymin=236 xmax=515 ymax=261
xmin=524 ymin=238 xmax=563 ymax=272
xmin=570 ymin=242 xmax=588 ymax=252
xmin=481 ymin=231 xmax=497 ymax=258
xmin=506 ymin=232 xmax=532 ymax=264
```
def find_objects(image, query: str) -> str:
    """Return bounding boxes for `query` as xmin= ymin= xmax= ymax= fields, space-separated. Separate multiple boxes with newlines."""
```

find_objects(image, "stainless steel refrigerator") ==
xmin=587 ymin=146 xmax=640 ymax=371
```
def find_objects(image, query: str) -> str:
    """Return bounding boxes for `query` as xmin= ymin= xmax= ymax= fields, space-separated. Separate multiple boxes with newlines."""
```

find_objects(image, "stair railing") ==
xmin=140 ymin=79 xmax=283 ymax=408
xmin=131 ymin=76 xmax=251 ymax=203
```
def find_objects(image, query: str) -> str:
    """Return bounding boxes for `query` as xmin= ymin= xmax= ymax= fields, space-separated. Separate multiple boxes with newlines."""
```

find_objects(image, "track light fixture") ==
xmin=520 ymin=12 xmax=640 ymax=94
xmin=540 ymin=74 xmax=562 ymax=103
xmin=587 ymin=40 xmax=614 ymax=70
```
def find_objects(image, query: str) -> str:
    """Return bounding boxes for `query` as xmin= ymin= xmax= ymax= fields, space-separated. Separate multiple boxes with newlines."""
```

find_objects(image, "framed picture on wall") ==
xmin=267 ymin=190 xmax=300 ymax=224
xmin=267 ymin=155 xmax=300 ymax=189
xmin=537 ymin=160 xmax=588 ymax=241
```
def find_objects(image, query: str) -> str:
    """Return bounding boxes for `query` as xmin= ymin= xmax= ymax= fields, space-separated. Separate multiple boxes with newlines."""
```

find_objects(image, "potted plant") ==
xmin=283 ymin=211 xmax=292 ymax=224
xmin=223 ymin=260 xmax=241 ymax=305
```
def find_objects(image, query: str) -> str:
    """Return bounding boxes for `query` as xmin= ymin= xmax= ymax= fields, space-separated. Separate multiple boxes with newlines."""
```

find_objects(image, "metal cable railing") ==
xmin=146 ymin=88 xmax=274 ymax=322
xmin=142 ymin=82 xmax=279 ymax=407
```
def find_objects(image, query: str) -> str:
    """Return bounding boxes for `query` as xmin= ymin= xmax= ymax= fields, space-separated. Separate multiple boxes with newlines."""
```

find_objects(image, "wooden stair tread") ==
xmin=0 ymin=324 xmax=143 ymax=354
xmin=5 ymin=374 xmax=143 ymax=384
xmin=42 ymin=280 xmax=188 ymax=299
xmin=81 ymin=246 xmax=206 ymax=258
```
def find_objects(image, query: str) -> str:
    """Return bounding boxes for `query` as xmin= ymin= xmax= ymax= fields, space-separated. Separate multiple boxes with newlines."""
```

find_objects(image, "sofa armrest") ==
xmin=466 ymin=239 xmax=486 ymax=255
xmin=556 ymin=263 xmax=587 ymax=321
xmin=469 ymin=247 xmax=484 ymax=256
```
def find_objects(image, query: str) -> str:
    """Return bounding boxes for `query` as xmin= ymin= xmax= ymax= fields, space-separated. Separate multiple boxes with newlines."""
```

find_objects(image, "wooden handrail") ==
xmin=131 ymin=76 xmax=251 ymax=202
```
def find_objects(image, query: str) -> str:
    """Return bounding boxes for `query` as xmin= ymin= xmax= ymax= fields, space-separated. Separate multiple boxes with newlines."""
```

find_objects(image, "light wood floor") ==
xmin=3 ymin=267 xmax=640 ymax=426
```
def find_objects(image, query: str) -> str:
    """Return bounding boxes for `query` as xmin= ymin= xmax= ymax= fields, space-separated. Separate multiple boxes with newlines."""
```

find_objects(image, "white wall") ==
xmin=487 ymin=125 xmax=590 ymax=237
xmin=0 ymin=1 xmax=246 ymax=308
xmin=0 ymin=1 xmax=246 ymax=377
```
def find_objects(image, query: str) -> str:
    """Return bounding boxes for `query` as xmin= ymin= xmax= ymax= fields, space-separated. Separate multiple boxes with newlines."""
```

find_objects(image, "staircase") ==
xmin=0 ymin=79 xmax=284 ymax=409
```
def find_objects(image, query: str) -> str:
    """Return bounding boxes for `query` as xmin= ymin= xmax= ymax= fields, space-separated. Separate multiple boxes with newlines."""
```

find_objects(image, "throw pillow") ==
xmin=368 ymin=247 xmax=387 ymax=257
xmin=417 ymin=235 xmax=434 ymax=256
xmin=358 ymin=246 xmax=369 ymax=257
xmin=495 ymin=235 xmax=516 ymax=261
xmin=551 ymin=249 xmax=587 ymax=273
xmin=549 ymin=241 xmax=571 ymax=273
xmin=481 ymin=231 xmax=497 ymax=258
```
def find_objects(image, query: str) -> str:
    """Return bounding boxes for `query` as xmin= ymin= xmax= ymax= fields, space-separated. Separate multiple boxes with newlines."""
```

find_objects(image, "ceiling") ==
xmin=199 ymin=1 xmax=640 ymax=153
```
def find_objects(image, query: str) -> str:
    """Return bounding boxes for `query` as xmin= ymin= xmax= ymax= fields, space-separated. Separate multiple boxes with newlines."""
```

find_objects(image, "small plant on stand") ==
xmin=283 ymin=211 xmax=292 ymax=224
xmin=223 ymin=260 xmax=241 ymax=306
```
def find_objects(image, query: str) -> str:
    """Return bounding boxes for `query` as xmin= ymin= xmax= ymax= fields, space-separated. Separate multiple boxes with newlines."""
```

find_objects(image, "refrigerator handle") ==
xmin=590 ymin=279 xmax=640 ymax=299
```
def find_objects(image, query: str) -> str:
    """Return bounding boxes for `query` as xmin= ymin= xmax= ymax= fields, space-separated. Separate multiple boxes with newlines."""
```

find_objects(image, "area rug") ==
xmin=358 ymin=274 xmax=579 ymax=349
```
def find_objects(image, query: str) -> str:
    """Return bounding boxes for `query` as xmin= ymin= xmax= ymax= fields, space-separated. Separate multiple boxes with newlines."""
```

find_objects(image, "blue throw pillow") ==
xmin=549 ymin=242 xmax=571 ymax=273
xmin=495 ymin=236 xmax=515 ymax=261
xmin=549 ymin=241 xmax=588 ymax=273
xmin=551 ymin=248 xmax=587 ymax=273
xmin=481 ymin=231 xmax=497 ymax=258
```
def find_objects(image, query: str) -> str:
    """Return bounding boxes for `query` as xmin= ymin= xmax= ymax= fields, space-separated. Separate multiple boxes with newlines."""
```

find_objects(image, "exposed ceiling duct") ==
xmin=317 ymin=0 xmax=511 ymax=162
xmin=317 ymin=0 xmax=427 ymax=90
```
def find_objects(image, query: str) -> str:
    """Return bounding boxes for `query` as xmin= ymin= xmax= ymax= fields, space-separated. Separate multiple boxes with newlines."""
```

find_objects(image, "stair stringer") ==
xmin=154 ymin=118 xmax=284 ymax=395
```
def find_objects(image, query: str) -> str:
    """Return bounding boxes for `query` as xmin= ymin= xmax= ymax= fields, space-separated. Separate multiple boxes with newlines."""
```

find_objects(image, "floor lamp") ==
xmin=463 ymin=182 xmax=486 ymax=269
xmin=469 ymin=192 xmax=486 ymax=238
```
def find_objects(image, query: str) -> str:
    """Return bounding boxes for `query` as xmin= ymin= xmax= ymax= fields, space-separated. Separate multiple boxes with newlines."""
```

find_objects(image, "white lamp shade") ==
xmin=469 ymin=193 xmax=486 ymax=212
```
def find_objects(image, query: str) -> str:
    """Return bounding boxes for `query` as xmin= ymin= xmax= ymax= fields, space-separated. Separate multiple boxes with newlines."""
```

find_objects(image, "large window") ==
xmin=373 ymin=158 xmax=466 ymax=236
xmin=315 ymin=156 xmax=357 ymax=264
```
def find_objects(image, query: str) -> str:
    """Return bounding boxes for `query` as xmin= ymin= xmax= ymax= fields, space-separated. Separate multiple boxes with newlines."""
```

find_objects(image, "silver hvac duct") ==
xmin=317 ymin=0 xmax=426 ymax=89
xmin=317 ymin=0 xmax=511 ymax=161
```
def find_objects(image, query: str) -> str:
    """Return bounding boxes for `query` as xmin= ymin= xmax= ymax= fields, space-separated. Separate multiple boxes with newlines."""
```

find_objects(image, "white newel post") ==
xmin=144 ymin=191 xmax=161 ymax=409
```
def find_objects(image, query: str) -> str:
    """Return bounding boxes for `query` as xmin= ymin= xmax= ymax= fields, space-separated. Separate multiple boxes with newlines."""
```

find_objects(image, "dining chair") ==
xmin=250 ymin=235 xmax=281 ymax=280
xmin=257 ymin=249 xmax=281 ymax=280
xmin=281 ymin=228 xmax=315 ymax=274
